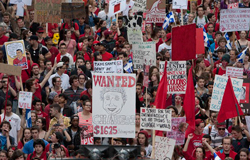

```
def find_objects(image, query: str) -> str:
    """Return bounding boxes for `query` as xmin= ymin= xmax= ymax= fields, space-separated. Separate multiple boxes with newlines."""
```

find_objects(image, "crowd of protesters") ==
xmin=0 ymin=0 xmax=249 ymax=159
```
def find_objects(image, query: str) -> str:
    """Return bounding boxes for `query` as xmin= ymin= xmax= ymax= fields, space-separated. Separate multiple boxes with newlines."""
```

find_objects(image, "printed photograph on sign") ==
xmin=92 ymin=73 xmax=136 ymax=138
xmin=240 ymin=79 xmax=250 ymax=114
xmin=80 ymin=125 xmax=94 ymax=145
xmin=5 ymin=40 xmax=28 ymax=70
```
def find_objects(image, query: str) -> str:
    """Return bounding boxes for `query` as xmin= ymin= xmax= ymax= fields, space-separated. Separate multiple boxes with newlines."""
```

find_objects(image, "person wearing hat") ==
xmin=137 ymin=130 xmax=152 ymax=157
xmin=36 ymin=27 xmax=46 ymax=45
xmin=213 ymin=53 xmax=230 ymax=75
xmin=158 ymin=33 xmax=172 ymax=54
xmin=92 ymin=40 xmax=100 ymax=53
xmin=29 ymin=35 xmax=51 ymax=64
xmin=48 ymin=62 xmax=70 ymax=90
xmin=64 ymin=115 xmax=82 ymax=154
xmin=101 ymin=30 xmax=116 ymax=53
xmin=211 ymin=122 xmax=230 ymax=150
xmin=98 ymin=42 xmax=113 ymax=61
xmin=44 ymin=91 xmax=59 ymax=116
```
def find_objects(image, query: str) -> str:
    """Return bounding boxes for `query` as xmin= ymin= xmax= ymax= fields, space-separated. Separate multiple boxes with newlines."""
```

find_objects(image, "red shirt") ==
xmin=204 ymin=23 xmax=220 ymax=32
xmin=13 ymin=57 xmax=28 ymax=69
xmin=27 ymin=151 xmax=47 ymax=160
xmin=37 ymin=111 xmax=50 ymax=130
xmin=216 ymin=150 xmax=237 ymax=160
xmin=186 ymin=132 xmax=205 ymax=158
xmin=45 ymin=144 xmax=69 ymax=157
xmin=102 ymin=51 xmax=113 ymax=61
xmin=21 ymin=60 xmax=32 ymax=83
xmin=48 ymin=23 xmax=59 ymax=37
xmin=213 ymin=67 xmax=226 ymax=76
xmin=60 ymin=23 xmax=79 ymax=40
xmin=17 ymin=141 xmax=24 ymax=149
xmin=33 ymin=84 xmax=42 ymax=102
xmin=38 ymin=39 xmax=46 ymax=45
xmin=214 ymin=60 xmax=221 ymax=68
xmin=49 ymin=46 xmax=59 ymax=66
xmin=0 ymin=35 xmax=8 ymax=45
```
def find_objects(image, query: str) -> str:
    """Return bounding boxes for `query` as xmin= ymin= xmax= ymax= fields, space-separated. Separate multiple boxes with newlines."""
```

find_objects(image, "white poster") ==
xmin=92 ymin=73 xmax=136 ymax=138
xmin=18 ymin=91 xmax=33 ymax=109
xmin=155 ymin=136 xmax=176 ymax=160
xmin=127 ymin=28 xmax=143 ymax=44
xmin=10 ymin=0 xmax=32 ymax=16
xmin=220 ymin=8 xmax=250 ymax=32
xmin=245 ymin=116 xmax=250 ymax=133
xmin=172 ymin=0 xmax=188 ymax=9
xmin=226 ymin=67 xmax=243 ymax=78
xmin=132 ymin=42 xmax=156 ymax=70
xmin=140 ymin=108 xmax=171 ymax=131
xmin=93 ymin=60 xmax=123 ymax=73
xmin=210 ymin=75 xmax=243 ymax=111
xmin=108 ymin=0 xmax=126 ymax=17
xmin=132 ymin=0 xmax=147 ymax=12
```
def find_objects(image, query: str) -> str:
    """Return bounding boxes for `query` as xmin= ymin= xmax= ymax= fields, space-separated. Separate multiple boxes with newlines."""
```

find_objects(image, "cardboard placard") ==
xmin=226 ymin=67 xmax=243 ymax=78
xmin=172 ymin=0 xmax=188 ymax=9
xmin=18 ymin=91 xmax=33 ymax=109
xmin=92 ymin=73 xmax=136 ymax=138
xmin=220 ymin=8 xmax=250 ymax=32
xmin=61 ymin=3 xmax=85 ymax=20
xmin=127 ymin=29 xmax=143 ymax=44
xmin=5 ymin=40 xmax=28 ymax=70
xmin=34 ymin=0 xmax=62 ymax=23
xmin=93 ymin=60 xmax=123 ymax=73
xmin=108 ymin=0 xmax=126 ymax=17
xmin=132 ymin=0 xmax=147 ymax=13
xmin=240 ymin=79 xmax=250 ymax=114
xmin=132 ymin=42 xmax=156 ymax=70
xmin=145 ymin=0 xmax=166 ymax=23
xmin=166 ymin=117 xmax=186 ymax=145
xmin=140 ymin=108 xmax=171 ymax=131
xmin=210 ymin=75 xmax=243 ymax=111
xmin=0 ymin=64 xmax=22 ymax=76
xmin=155 ymin=136 xmax=176 ymax=160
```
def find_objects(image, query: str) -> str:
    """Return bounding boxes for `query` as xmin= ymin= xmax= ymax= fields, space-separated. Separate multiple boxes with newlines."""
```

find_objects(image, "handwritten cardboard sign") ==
xmin=159 ymin=61 xmax=187 ymax=94
xmin=166 ymin=117 xmax=186 ymax=145
xmin=226 ymin=67 xmax=243 ymax=78
xmin=61 ymin=3 xmax=85 ymax=20
xmin=0 ymin=63 xmax=22 ymax=76
xmin=92 ymin=73 xmax=136 ymax=138
xmin=18 ymin=91 xmax=33 ymax=109
xmin=132 ymin=42 xmax=156 ymax=70
xmin=172 ymin=0 xmax=188 ymax=9
xmin=34 ymin=0 xmax=62 ymax=23
xmin=155 ymin=136 xmax=176 ymax=160
xmin=140 ymin=108 xmax=171 ymax=131
xmin=210 ymin=75 xmax=243 ymax=111
xmin=93 ymin=60 xmax=123 ymax=73
xmin=132 ymin=0 xmax=147 ymax=12
xmin=127 ymin=29 xmax=143 ymax=44
xmin=228 ymin=3 xmax=238 ymax=9
xmin=220 ymin=8 xmax=250 ymax=32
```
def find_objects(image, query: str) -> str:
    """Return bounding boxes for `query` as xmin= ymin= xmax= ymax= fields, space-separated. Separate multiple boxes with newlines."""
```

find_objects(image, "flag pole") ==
xmin=235 ymin=103 xmax=242 ymax=124
xmin=181 ymin=9 xmax=183 ymax=26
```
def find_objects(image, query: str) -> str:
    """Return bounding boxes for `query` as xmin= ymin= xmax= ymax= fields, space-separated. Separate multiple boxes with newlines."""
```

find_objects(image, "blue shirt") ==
xmin=23 ymin=139 xmax=49 ymax=154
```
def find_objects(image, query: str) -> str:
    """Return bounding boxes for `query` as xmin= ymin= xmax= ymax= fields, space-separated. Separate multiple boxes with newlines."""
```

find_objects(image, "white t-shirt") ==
xmin=48 ymin=72 xmax=70 ymax=90
xmin=98 ymin=10 xmax=114 ymax=28
xmin=158 ymin=43 xmax=171 ymax=52
xmin=54 ymin=53 xmax=74 ymax=69
xmin=123 ymin=0 xmax=135 ymax=16
xmin=1 ymin=113 xmax=21 ymax=145
xmin=193 ymin=16 xmax=207 ymax=28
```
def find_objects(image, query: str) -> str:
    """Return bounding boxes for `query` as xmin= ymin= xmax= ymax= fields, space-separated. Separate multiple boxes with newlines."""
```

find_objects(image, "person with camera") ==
xmin=45 ymin=131 xmax=69 ymax=157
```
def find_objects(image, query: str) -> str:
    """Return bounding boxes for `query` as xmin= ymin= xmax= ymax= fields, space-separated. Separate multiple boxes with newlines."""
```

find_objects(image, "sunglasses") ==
xmin=157 ymin=58 xmax=162 ymax=60
xmin=1 ymin=81 xmax=6 ymax=83
xmin=218 ymin=128 xmax=225 ymax=130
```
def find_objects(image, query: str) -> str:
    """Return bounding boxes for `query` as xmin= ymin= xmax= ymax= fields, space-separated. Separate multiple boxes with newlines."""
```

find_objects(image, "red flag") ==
xmin=183 ymin=67 xmax=195 ymax=134
xmin=217 ymin=77 xmax=244 ymax=123
xmin=154 ymin=61 xmax=168 ymax=109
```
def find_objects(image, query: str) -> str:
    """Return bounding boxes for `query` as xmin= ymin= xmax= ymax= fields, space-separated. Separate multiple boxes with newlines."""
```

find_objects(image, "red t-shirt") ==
xmin=213 ymin=67 xmax=226 ymax=76
xmin=214 ymin=60 xmax=221 ymax=68
xmin=38 ymin=39 xmax=46 ymax=46
xmin=186 ymin=132 xmax=205 ymax=157
xmin=45 ymin=144 xmax=69 ymax=157
xmin=37 ymin=111 xmax=50 ymax=130
xmin=0 ymin=35 xmax=8 ymax=45
xmin=21 ymin=60 xmax=32 ymax=83
xmin=48 ymin=23 xmax=59 ymax=37
xmin=60 ymin=23 xmax=79 ymax=40
xmin=13 ymin=57 xmax=28 ymax=69
xmin=33 ymin=85 xmax=42 ymax=102
xmin=17 ymin=141 xmax=24 ymax=149
xmin=102 ymin=52 xmax=113 ymax=61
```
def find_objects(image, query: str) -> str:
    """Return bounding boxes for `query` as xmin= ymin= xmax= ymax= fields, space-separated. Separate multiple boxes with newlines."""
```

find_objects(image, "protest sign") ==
xmin=132 ymin=0 xmax=147 ymax=12
xmin=155 ymin=136 xmax=176 ymax=160
xmin=10 ymin=0 xmax=32 ymax=16
xmin=196 ymin=28 xmax=205 ymax=54
xmin=124 ymin=11 xmax=143 ymax=29
xmin=210 ymin=75 xmax=243 ymax=111
xmin=228 ymin=3 xmax=239 ymax=9
xmin=220 ymin=8 xmax=250 ymax=32
xmin=226 ymin=67 xmax=243 ymax=78
xmin=108 ymin=0 xmax=126 ymax=17
xmin=159 ymin=61 xmax=187 ymax=94
xmin=18 ymin=91 xmax=33 ymax=109
xmin=127 ymin=29 xmax=143 ymax=44
xmin=245 ymin=116 xmax=250 ymax=133
xmin=34 ymin=0 xmax=62 ymax=23
xmin=240 ymin=79 xmax=250 ymax=114
xmin=61 ymin=3 xmax=85 ymax=20
xmin=132 ymin=42 xmax=156 ymax=70
xmin=80 ymin=125 xmax=94 ymax=145
xmin=92 ymin=73 xmax=136 ymax=138
xmin=93 ymin=60 xmax=123 ymax=73
xmin=0 ymin=64 xmax=22 ymax=76
xmin=172 ymin=0 xmax=188 ymax=9
xmin=5 ymin=40 xmax=28 ymax=70
xmin=166 ymin=117 xmax=186 ymax=145
xmin=146 ymin=0 xmax=166 ymax=23
xmin=140 ymin=108 xmax=171 ymax=131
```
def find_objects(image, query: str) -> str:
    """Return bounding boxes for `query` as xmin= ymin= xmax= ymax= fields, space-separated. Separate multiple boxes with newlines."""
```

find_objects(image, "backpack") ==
xmin=195 ymin=16 xmax=208 ymax=24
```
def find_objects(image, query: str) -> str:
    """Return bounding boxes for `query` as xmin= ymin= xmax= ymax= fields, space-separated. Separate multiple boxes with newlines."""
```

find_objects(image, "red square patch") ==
xmin=114 ymin=3 xmax=120 ymax=13
xmin=142 ymin=109 xmax=145 ymax=113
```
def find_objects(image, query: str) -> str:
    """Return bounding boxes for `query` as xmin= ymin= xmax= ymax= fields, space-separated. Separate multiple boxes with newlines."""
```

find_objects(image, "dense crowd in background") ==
xmin=0 ymin=0 xmax=249 ymax=159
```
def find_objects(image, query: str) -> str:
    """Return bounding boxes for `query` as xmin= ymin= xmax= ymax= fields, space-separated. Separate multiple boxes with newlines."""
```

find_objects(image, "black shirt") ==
xmin=29 ymin=44 xmax=49 ymax=63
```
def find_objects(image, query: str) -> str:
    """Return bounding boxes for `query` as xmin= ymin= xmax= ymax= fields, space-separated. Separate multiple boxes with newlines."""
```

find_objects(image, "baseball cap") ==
xmin=37 ymin=27 xmax=44 ymax=33
xmin=93 ymin=40 xmax=100 ymax=45
xmin=56 ymin=62 xmax=64 ymax=68
xmin=165 ymin=33 xmax=172 ymax=42
xmin=99 ymin=42 xmax=106 ymax=48
xmin=48 ymin=91 xmax=58 ymax=100
xmin=30 ymin=35 xmax=38 ymax=41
